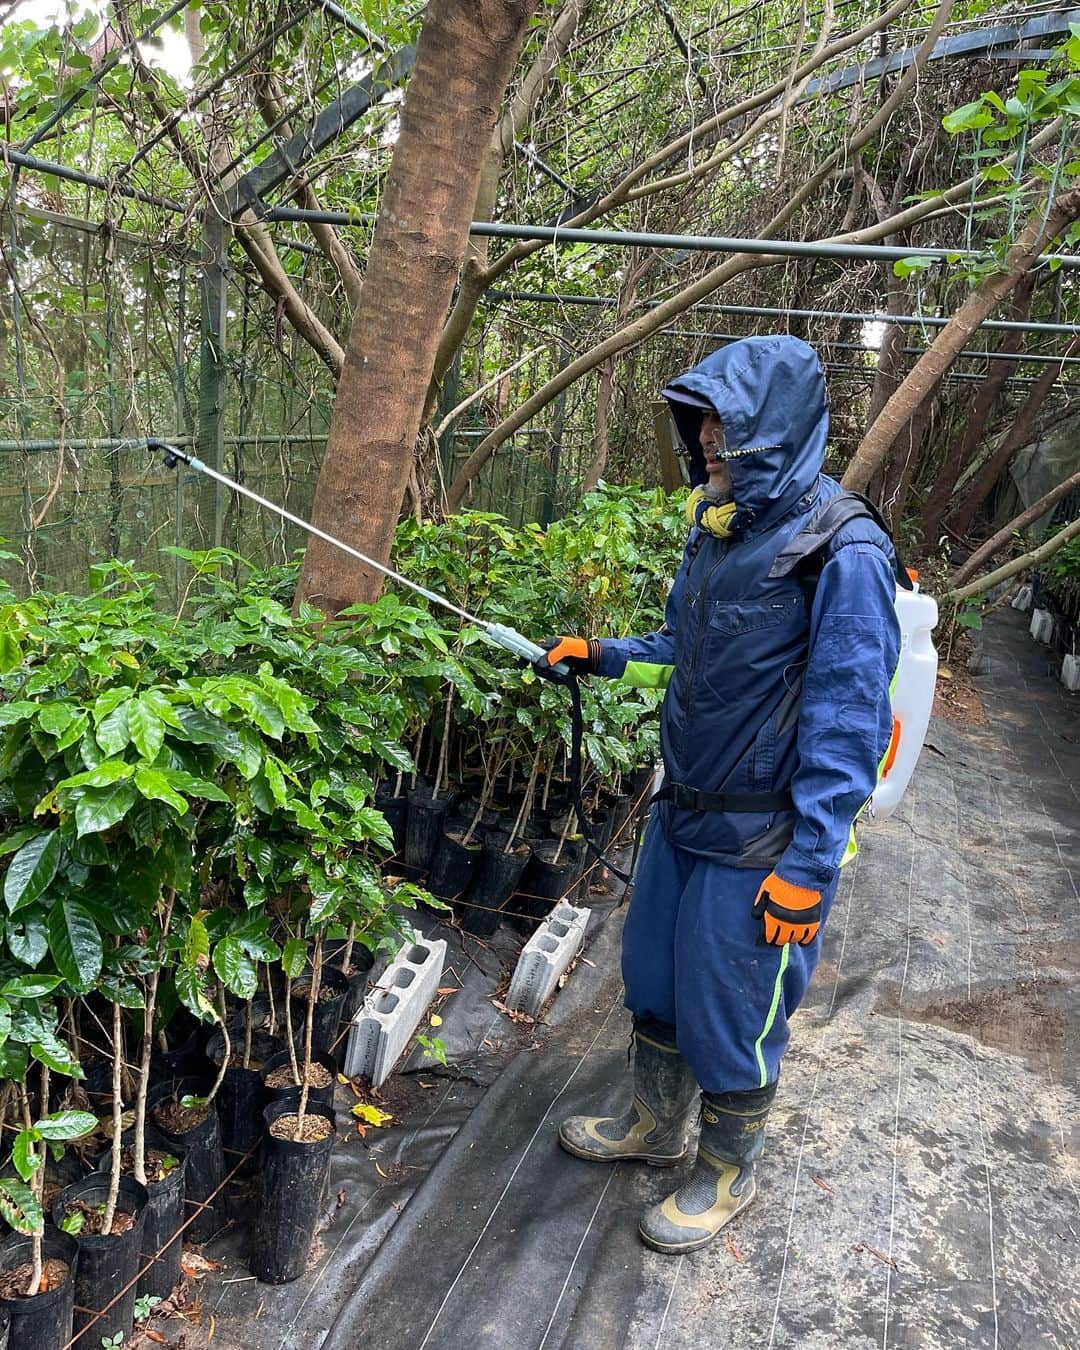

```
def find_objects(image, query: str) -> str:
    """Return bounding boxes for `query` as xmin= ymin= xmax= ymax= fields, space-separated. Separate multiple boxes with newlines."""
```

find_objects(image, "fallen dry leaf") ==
xmin=811 ymin=1174 xmax=833 ymax=1193
xmin=436 ymin=986 xmax=458 ymax=996
xmin=726 ymin=1232 xmax=745 ymax=1263
xmin=144 ymin=1331 xmax=167 ymax=1344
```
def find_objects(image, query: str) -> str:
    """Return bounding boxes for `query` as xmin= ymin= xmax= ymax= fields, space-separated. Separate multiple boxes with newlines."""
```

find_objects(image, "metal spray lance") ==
xmin=149 ymin=441 xmax=569 ymax=676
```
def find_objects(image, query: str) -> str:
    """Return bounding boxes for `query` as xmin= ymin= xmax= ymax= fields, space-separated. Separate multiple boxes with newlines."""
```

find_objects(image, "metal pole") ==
xmin=263 ymin=207 xmax=1080 ymax=270
xmin=484 ymin=289 xmax=1080 ymax=338
xmin=198 ymin=215 xmax=228 ymax=548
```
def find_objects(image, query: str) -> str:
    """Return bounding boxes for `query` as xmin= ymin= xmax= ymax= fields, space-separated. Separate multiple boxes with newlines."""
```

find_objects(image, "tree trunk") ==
xmin=919 ymin=273 xmax=1036 ymax=544
xmin=947 ymin=334 xmax=1080 ymax=537
xmin=880 ymin=396 xmax=932 ymax=530
xmin=950 ymin=468 xmax=1080 ymax=587
xmin=580 ymin=359 xmax=615 ymax=495
xmin=294 ymin=0 xmax=539 ymax=615
xmin=842 ymin=184 xmax=1080 ymax=494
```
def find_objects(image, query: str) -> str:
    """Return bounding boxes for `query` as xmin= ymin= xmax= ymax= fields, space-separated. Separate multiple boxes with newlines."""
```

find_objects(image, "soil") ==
xmin=268 ymin=1112 xmax=334 ymax=1143
xmin=265 ymin=1061 xmax=334 ymax=1090
xmin=933 ymin=636 xmax=987 ymax=725
xmin=117 ymin=1144 xmax=179 ymax=1184
xmin=154 ymin=1097 xmax=211 ymax=1133
xmin=0 ymin=1257 xmax=70 ymax=1299
xmin=63 ymin=1201 xmax=136 ymax=1236
xmin=875 ymin=976 xmax=1068 ymax=1075
xmin=292 ymin=983 xmax=342 ymax=1005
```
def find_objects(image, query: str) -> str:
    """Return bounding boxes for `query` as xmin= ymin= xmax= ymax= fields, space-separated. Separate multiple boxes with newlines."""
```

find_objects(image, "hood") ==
xmin=662 ymin=335 xmax=829 ymax=529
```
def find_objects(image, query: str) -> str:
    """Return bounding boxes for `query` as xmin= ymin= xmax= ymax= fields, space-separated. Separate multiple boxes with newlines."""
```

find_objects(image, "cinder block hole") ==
xmin=374 ymin=992 xmax=399 ymax=1015
xmin=553 ymin=905 xmax=574 ymax=920
xmin=405 ymin=944 xmax=429 ymax=964
xmin=392 ymin=968 xmax=416 ymax=989
xmin=549 ymin=922 xmax=569 ymax=938
xmin=536 ymin=936 xmax=559 ymax=953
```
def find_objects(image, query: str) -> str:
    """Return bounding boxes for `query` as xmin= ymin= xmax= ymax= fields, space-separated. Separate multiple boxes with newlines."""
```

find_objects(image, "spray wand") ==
xmin=151 ymin=441 xmax=633 ymax=884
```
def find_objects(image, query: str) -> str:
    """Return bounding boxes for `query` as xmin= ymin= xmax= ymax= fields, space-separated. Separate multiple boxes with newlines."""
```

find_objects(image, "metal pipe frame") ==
xmin=263 ymin=207 xmax=1080 ymax=270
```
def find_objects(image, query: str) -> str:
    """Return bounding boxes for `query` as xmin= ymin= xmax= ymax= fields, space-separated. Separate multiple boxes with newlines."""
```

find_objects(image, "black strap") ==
xmin=768 ymin=490 xmax=913 ymax=590
xmin=651 ymin=782 xmax=794 ymax=813
xmin=567 ymin=676 xmax=634 ymax=884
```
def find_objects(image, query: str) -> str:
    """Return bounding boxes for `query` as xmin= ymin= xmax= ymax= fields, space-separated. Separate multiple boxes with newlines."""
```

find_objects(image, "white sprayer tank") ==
xmin=870 ymin=579 xmax=938 ymax=819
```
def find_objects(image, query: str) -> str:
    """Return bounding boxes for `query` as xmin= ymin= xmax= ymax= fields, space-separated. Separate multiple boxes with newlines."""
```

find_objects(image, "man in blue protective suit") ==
xmin=537 ymin=335 xmax=902 ymax=1255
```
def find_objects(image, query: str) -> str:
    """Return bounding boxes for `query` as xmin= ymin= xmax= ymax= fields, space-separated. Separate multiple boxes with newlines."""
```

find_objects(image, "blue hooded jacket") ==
xmin=597 ymin=336 xmax=901 ymax=893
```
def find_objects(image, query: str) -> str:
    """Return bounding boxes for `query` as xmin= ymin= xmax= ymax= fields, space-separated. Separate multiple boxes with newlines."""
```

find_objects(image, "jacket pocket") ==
xmin=708 ymin=595 xmax=802 ymax=636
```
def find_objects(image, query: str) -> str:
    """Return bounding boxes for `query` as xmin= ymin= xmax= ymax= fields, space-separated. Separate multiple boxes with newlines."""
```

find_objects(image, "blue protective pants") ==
xmin=621 ymin=814 xmax=840 ymax=1094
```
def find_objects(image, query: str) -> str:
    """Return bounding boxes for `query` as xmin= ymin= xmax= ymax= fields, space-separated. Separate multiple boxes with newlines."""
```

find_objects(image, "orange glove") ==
xmin=752 ymin=873 xmax=822 ymax=947
xmin=535 ymin=636 xmax=602 ymax=681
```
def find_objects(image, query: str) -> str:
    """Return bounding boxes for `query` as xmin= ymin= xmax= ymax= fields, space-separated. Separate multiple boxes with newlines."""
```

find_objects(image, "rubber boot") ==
xmin=638 ymin=1081 xmax=776 ymax=1253
xmin=558 ymin=1018 xmax=698 ymax=1166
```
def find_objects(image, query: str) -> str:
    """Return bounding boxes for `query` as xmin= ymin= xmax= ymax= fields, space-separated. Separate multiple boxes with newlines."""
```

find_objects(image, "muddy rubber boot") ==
xmin=558 ymin=1018 xmax=698 ymax=1167
xmin=638 ymin=1081 xmax=776 ymax=1253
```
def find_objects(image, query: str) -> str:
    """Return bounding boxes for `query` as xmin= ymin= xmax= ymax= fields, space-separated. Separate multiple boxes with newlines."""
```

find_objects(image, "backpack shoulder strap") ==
xmin=768 ymin=490 xmax=913 ymax=589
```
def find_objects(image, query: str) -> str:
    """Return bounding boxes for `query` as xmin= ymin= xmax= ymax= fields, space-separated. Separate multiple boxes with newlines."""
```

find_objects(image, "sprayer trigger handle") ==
xmin=486 ymin=623 xmax=570 ymax=676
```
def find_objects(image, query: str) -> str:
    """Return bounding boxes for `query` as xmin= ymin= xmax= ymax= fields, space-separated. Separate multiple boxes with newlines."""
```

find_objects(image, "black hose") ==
xmin=567 ymin=675 xmax=634 ymax=885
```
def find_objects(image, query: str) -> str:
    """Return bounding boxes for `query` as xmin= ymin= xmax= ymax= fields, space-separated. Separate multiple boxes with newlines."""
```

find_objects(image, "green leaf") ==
xmin=92 ymin=688 xmax=133 ymax=723
xmin=0 ymin=1176 xmax=43 ymax=1235
xmin=185 ymin=914 xmax=210 ymax=967
xmin=4 ymin=831 xmax=60 ymax=913
xmin=7 ymin=912 xmax=47 ymax=966
xmin=212 ymin=937 xmax=258 ymax=999
xmin=95 ymin=701 xmax=131 ymax=756
xmin=37 ymin=702 xmax=74 ymax=736
xmin=942 ymin=99 xmax=994 ymax=134
xmin=47 ymin=899 xmax=102 ymax=990
xmin=30 ymin=1028 xmax=81 ymax=1076
xmin=1 ymin=973 xmax=61 ymax=999
xmin=33 ymin=1109 xmax=97 ymax=1140
xmin=0 ymin=631 xmax=23 ymax=674
xmin=128 ymin=696 xmax=164 ymax=761
xmin=0 ymin=701 xmax=37 ymax=726
xmin=263 ymin=756 xmax=287 ymax=807
xmin=281 ymin=937 xmax=307 ymax=980
xmin=57 ymin=760 xmax=134 ymax=790
xmin=75 ymin=781 xmax=137 ymax=835
xmin=175 ymin=964 xmax=214 ymax=1021
xmin=241 ymin=687 xmax=285 ymax=739
xmin=133 ymin=767 xmax=188 ymax=815
xmin=160 ymin=768 xmax=230 ymax=802
xmin=12 ymin=1129 xmax=41 ymax=1182
xmin=0 ymin=997 xmax=10 ymax=1043
xmin=59 ymin=1209 xmax=85 ymax=1235
xmin=139 ymin=687 xmax=185 ymax=729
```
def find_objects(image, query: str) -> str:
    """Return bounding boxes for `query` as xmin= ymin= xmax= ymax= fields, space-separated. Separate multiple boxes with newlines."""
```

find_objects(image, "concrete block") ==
xmin=344 ymin=934 xmax=447 ymax=1086
xmin=505 ymin=902 xmax=589 ymax=1017
xmin=1011 ymin=584 xmax=1034 ymax=613
xmin=1030 ymin=608 xmax=1054 ymax=644
xmin=1062 ymin=654 xmax=1080 ymax=693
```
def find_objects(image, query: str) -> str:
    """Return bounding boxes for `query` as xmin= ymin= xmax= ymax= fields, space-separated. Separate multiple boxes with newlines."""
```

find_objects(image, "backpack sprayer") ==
xmin=149 ymin=440 xmax=634 ymax=884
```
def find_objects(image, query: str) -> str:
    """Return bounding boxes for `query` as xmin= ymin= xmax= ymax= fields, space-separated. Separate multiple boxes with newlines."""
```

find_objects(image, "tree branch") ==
xmin=950 ymin=470 xmax=1080 ymax=588
xmin=843 ymin=184 xmax=1080 ymax=494
xmin=948 ymin=513 xmax=1080 ymax=604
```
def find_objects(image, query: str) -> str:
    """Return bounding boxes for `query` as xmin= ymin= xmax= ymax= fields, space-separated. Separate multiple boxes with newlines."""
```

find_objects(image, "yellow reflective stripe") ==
xmin=754 ymin=945 xmax=790 ymax=1088
xmin=621 ymin=660 xmax=674 ymax=690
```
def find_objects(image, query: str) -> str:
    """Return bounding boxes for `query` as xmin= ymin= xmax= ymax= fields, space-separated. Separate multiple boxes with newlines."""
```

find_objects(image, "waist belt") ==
xmin=652 ymin=782 xmax=794 ymax=813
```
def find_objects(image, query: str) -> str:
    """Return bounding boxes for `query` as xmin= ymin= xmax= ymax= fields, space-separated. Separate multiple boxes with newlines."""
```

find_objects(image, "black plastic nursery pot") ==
xmin=148 ymin=1078 xmax=225 ymax=1243
xmin=52 ymin=1174 xmax=148 ymax=1346
xmin=402 ymin=785 xmax=449 ymax=878
xmin=459 ymin=836 xmax=532 ymax=937
xmin=512 ymin=840 xmax=582 ymax=932
xmin=374 ymin=786 xmax=409 ymax=857
xmin=261 ymin=1049 xmax=337 ymax=1109
xmin=0 ymin=1230 xmax=79 ymax=1350
xmin=205 ymin=1028 xmax=283 ymax=1175
xmin=427 ymin=829 xmax=483 ymax=904
xmin=249 ymin=1100 xmax=338 ymax=1285
xmin=93 ymin=1128 xmax=188 ymax=1304
xmin=290 ymin=965 xmax=351 ymax=1067
xmin=324 ymin=939 xmax=376 ymax=1021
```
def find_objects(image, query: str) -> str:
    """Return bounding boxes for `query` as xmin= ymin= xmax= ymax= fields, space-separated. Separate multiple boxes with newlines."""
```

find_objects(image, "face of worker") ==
xmin=700 ymin=412 xmax=732 ymax=495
